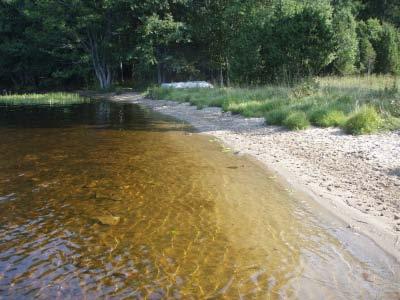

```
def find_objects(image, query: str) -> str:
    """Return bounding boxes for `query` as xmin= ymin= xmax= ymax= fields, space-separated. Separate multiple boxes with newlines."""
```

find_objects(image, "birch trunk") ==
xmin=85 ymin=30 xmax=112 ymax=89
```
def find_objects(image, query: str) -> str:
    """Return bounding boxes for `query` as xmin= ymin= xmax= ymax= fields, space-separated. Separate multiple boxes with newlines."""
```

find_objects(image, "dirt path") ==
xmin=110 ymin=92 xmax=400 ymax=261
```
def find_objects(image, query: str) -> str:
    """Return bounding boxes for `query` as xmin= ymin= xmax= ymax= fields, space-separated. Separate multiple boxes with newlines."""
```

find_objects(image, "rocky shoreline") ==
xmin=110 ymin=92 xmax=400 ymax=261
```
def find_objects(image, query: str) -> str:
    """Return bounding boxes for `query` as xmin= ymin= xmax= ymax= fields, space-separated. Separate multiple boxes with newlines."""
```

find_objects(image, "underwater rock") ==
xmin=95 ymin=215 xmax=121 ymax=226
xmin=23 ymin=154 xmax=39 ymax=161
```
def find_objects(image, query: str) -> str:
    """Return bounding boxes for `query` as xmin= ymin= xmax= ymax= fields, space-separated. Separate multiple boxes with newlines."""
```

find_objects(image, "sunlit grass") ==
xmin=147 ymin=75 xmax=400 ymax=134
xmin=0 ymin=92 xmax=88 ymax=105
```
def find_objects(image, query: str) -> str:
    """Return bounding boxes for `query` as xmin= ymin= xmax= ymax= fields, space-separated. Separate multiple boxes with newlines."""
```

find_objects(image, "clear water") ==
xmin=0 ymin=100 xmax=399 ymax=299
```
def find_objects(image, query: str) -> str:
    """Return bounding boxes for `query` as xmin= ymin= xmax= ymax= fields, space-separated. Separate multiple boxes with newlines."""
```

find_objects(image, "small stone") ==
xmin=394 ymin=215 xmax=400 ymax=220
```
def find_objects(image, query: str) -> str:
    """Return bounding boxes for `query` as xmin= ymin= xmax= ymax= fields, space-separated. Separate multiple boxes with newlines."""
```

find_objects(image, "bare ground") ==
xmin=110 ymin=92 xmax=400 ymax=261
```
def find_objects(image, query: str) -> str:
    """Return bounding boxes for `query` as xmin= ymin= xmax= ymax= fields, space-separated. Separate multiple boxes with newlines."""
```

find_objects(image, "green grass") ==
xmin=283 ymin=111 xmax=310 ymax=130
xmin=310 ymin=109 xmax=348 ymax=127
xmin=0 ymin=92 xmax=88 ymax=105
xmin=344 ymin=106 xmax=382 ymax=135
xmin=265 ymin=107 xmax=291 ymax=125
xmin=147 ymin=75 xmax=400 ymax=134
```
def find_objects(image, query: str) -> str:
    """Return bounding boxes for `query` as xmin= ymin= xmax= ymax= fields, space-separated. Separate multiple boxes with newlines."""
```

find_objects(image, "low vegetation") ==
xmin=147 ymin=76 xmax=400 ymax=134
xmin=0 ymin=93 xmax=88 ymax=105
xmin=283 ymin=111 xmax=310 ymax=130
xmin=344 ymin=106 xmax=383 ymax=135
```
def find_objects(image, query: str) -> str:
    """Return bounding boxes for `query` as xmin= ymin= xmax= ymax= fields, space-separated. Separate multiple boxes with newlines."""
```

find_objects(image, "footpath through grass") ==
xmin=148 ymin=76 xmax=400 ymax=135
xmin=0 ymin=92 xmax=88 ymax=106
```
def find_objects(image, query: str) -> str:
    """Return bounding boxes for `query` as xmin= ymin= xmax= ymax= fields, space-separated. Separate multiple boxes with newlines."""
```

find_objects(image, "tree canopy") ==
xmin=0 ymin=0 xmax=399 ymax=90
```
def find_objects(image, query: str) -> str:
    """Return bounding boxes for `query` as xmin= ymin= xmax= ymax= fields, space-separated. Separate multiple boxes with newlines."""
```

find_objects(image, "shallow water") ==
xmin=0 ymin=100 xmax=399 ymax=299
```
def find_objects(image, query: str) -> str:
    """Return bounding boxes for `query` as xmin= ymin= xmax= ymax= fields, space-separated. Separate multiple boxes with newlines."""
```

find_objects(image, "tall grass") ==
xmin=0 ymin=92 xmax=88 ymax=105
xmin=147 ymin=76 xmax=400 ymax=134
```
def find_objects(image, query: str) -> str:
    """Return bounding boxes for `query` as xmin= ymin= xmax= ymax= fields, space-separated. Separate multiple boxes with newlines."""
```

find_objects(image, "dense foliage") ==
xmin=0 ymin=0 xmax=399 ymax=90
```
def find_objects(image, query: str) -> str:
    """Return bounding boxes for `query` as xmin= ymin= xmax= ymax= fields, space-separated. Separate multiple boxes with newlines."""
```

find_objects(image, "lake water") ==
xmin=0 ymin=100 xmax=399 ymax=299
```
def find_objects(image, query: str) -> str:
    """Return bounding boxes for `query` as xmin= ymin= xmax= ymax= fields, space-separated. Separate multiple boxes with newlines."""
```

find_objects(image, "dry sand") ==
xmin=110 ymin=92 xmax=400 ymax=261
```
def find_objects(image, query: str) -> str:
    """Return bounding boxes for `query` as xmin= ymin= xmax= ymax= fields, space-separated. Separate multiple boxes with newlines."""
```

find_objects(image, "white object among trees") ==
xmin=161 ymin=81 xmax=214 ymax=89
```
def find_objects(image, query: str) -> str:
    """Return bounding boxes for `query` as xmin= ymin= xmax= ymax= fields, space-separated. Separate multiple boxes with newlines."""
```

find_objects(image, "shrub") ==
xmin=265 ymin=107 xmax=291 ymax=125
xmin=283 ymin=111 xmax=310 ymax=130
xmin=343 ymin=106 xmax=382 ymax=134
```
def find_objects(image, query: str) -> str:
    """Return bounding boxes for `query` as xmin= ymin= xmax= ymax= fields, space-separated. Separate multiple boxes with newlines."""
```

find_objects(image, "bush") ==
xmin=265 ymin=107 xmax=291 ymax=125
xmin=283 ymin=111 xmax=310 ymax=130
xmin=343 ymin=106 xmax=382 ymax=134
xmin=314 ymin=110 xmax=347 ymax=127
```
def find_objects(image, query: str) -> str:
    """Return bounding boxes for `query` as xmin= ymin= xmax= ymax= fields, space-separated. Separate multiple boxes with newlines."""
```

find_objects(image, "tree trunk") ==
xmin=157 ymin=62 xmax=162 ymax=84
xmin=226 ymin=57 xmax=230 ymax=87
xmin=85 ymin=31 xmax=112 ymax=90
xmin=219 ymin=65 xmax=224 ymax=87
xmin=93 ymin=62 xmax=112 ymax=89
xmin=120 ymin=61 xmax=124 ymax=83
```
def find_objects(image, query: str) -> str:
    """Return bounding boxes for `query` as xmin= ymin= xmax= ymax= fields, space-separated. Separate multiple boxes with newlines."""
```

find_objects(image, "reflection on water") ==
xmin=0 ymin=100 xmax=399 ymax=299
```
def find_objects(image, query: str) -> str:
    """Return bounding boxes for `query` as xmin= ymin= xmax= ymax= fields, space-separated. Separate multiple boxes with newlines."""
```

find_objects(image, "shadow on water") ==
xmin=0 ymin=100 xmax=192 ymax=132
xmin=0 ymin=99 xmax=399 ymax=299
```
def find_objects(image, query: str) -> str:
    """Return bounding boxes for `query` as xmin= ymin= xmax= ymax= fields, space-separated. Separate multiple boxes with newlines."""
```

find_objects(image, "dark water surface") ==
xmin=0 ymin=100 xmax=399 ymax=299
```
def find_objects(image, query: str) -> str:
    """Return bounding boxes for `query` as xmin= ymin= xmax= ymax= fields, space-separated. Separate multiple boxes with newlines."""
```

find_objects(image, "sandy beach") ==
xmin=110 ymin=92 xmax=400 ymax=261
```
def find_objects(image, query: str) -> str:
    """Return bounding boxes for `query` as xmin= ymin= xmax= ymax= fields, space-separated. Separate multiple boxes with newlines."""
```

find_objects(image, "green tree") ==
xmin=185 ymin=0 xmax=233 ymax=86
xmin=359 ymin=37 xmax=376 ymax=74
xmin=333 ymin=7 xmax=359 ymax=75
xmin=375 ymin=22 xmax=400 ymax=74
xmin=262 ymin=4 xmax=335 ymax=82
xmin=225 ymin=0 xmax=269 ymax=84
xmin=0 ymin=1 xmax=88 ymax=90
xmin=356 ymin=19 xmax=380 ymax=74
xmin=137 ymin=14 xmax=187 ymax=84
xmin=360 ymin=0 xmax=400 ymax=27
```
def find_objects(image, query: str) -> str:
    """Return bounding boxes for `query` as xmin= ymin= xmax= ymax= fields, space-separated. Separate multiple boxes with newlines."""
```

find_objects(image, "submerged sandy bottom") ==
xmin=115 ymin=93 xmax=400 ymax=261
xmin=0 ymin=100 xmax=399 ymax=299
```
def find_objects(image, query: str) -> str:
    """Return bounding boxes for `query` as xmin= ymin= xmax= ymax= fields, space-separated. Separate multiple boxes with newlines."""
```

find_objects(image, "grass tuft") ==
xmin=343 ymin=106 xmax=382 ymax=135
xmin=312 ymin=109 xmax=347 ymax=127
xmin=265 ymin=107 xmax=291 ymax=125
xmin=283 ymin=111 xmax=310 ymax=130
